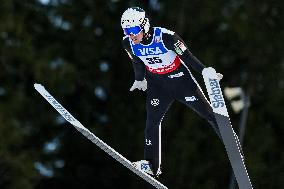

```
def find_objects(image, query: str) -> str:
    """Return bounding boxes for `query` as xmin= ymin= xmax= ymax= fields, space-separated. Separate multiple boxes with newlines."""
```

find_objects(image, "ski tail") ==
xmin=34 ymin=83 xmax=168 ymax=189
xmin=202 ymin=68 xmax=253 ymax=189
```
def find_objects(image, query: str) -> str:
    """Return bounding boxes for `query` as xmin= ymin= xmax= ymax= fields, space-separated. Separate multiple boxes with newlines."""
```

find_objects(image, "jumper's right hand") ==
xmin=130 ymin=79 xmax=147 ymax=91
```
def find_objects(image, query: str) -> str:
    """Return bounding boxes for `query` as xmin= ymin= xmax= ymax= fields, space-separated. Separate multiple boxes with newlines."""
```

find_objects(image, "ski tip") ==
xmin=34 ymin=83 xmax=44 ymax=90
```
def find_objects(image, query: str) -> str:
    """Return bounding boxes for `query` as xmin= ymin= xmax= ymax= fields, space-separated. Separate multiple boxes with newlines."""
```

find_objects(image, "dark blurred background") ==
xmin=0 ymin=0 xmax=283 ymax=188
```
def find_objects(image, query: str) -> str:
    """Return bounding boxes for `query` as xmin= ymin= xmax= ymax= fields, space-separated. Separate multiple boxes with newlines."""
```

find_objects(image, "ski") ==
xmin=202 ymin=68 xmax=253 ymax=189
xmin=34 ymin=83 xmax=168 ymax=189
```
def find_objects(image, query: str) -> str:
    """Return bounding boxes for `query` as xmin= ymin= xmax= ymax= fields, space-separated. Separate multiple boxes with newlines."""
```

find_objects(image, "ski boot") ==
xmin=132 ymin=160 xmax=162 ymax=178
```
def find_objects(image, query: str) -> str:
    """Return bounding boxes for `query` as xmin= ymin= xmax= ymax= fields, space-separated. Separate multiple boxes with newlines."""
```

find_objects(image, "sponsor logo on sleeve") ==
xmin=174 ymin=40 xmax=187 ymax=55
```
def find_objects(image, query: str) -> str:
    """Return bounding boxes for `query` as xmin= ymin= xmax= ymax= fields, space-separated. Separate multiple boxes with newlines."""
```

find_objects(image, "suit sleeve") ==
xmin=162 ymin=31 xmax=206 ymax=74
xmin=122 ymin=38 xmax=146 ymax=81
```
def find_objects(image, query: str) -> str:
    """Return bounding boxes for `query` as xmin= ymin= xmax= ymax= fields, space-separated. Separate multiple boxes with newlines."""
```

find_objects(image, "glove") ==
xmin=130 ymin=79 xmax=147 ymax=91
xmin=217 ymin=73 xmax=223 ymax=81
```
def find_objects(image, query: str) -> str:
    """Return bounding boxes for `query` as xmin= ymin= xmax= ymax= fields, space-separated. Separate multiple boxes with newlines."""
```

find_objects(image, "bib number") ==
xmin=146 ymin=57 xmax=162 ymax=64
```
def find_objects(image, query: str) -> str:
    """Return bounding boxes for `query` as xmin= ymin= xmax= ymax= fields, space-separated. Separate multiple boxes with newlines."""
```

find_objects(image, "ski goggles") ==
xmin=123 ymin=26 xmax=142 ymax=36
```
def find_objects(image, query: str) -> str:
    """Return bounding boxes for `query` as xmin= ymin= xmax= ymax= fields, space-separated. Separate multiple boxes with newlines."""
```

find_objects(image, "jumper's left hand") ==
xmin=130 ymin=79 xmax=147 ymax=91
xmin=217 ymin=73 xmax=223 ymax=81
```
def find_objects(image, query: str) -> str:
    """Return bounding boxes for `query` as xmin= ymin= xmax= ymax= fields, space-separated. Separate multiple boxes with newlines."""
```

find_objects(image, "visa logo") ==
xmin=138 ymin=47 xmax=163 ymax=55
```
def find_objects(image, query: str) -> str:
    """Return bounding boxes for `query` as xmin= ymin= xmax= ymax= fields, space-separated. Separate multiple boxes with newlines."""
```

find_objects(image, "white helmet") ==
xmin=121 ymin=7 xmax=150 ymax=34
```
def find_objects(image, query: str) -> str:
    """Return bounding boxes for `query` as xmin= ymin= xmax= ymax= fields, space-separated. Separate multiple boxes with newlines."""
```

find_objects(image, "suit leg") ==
xmin=178 ymin=86 xmax=222 ymax=140
xmin=145 ymin=84 xmax=173 ymax=175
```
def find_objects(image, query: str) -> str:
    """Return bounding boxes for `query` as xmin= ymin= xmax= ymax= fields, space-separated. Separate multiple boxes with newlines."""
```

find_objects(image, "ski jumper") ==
xmin=122 ymin=27 xmax=221 ymax=174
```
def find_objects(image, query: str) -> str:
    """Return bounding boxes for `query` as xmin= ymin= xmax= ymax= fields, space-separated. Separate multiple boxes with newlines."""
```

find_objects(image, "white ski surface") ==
xmin=202 ymin=68 xmax=253 ymax=189
xmin=34 ymin=83 xmax=168 ymax=189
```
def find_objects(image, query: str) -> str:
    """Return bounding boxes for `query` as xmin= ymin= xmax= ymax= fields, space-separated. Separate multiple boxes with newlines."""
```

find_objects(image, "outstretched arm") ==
xmin=162 ymin=31 xmax=205 ymax=74
xmin=162 ymin=29 xmax=223 ymax=80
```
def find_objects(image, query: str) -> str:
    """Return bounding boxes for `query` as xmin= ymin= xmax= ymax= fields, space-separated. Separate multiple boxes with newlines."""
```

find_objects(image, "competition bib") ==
xmin=130 ymin=27 xmax=180 ymax=74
